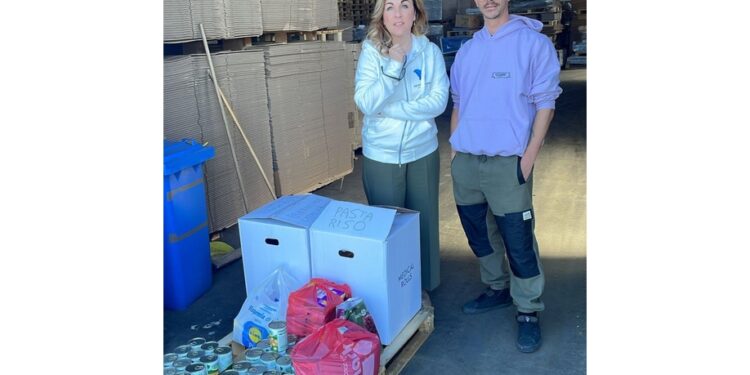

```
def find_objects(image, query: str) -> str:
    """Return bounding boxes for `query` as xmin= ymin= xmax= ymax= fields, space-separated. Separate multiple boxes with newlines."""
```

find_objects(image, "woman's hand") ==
xmin=388 ymin=43 xmax=407 ymax=63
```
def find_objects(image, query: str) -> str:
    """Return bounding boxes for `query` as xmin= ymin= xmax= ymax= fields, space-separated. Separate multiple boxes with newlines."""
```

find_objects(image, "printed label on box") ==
xmin=398 ymin=263 xmax=415 ymax=288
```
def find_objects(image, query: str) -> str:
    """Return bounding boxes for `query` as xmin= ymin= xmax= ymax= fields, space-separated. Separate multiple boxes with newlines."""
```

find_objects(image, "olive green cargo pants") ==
xmin=451 ymin=152 xmax=545 ymax=313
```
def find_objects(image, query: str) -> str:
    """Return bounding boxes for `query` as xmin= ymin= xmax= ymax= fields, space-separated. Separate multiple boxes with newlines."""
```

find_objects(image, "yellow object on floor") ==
xmin=210 ymin=241 xmax=234 ymax=258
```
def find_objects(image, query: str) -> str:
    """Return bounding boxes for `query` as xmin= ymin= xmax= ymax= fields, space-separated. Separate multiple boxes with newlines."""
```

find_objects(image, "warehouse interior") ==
xmin=164 ymin=0 xmax=586 ymax=373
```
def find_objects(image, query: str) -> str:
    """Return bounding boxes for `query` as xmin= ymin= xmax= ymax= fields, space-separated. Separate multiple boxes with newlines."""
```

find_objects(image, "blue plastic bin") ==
xmin=164 ymin=139 xmax=215 ymax=310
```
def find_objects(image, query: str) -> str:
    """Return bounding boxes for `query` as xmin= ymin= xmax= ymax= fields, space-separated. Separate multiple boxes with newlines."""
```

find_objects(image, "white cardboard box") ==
xmin=309 ymin=201 xmax=421 ymax=345
xmin=238 ymin=194 xmax=332 ymax=296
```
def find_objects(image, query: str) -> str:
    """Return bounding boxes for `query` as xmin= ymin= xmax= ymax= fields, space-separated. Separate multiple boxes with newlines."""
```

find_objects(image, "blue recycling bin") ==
xmin=164 ymin=139 xmax=215 ymax=310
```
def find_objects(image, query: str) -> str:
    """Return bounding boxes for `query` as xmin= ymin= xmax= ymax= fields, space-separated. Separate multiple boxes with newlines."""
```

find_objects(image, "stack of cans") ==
xmin=164 ymin=337 xmax=231 ymax=375
xmin=164 ymin=322 xmax=301 ymax=375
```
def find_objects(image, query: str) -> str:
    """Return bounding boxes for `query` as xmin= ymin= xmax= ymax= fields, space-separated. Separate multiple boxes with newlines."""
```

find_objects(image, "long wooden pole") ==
xmin=199 ymin=23 xmax=249 ymax=212
xmin=207 ymin=70 xmax=277 ymax=200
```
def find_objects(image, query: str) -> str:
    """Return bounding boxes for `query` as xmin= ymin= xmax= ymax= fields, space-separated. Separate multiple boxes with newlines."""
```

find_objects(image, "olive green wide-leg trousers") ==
xmin=362 ymin=149 xmax=441 ymax=291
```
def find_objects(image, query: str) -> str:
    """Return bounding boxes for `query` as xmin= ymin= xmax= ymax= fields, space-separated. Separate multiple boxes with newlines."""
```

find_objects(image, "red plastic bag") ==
xmin=291 ymin=319 xmax=381 ymax=375
xmin=286 ymin=278 xmax=352 ymax=337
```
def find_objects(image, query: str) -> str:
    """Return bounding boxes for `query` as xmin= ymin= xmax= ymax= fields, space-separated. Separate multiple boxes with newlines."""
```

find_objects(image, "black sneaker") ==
xmin=516 ymin=312 xmax=542 ymax=353
xmin=461 ymin=287 xmax=512 ymax=314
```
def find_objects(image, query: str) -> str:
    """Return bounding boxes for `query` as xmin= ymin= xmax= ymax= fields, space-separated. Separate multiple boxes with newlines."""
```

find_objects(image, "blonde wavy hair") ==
xmin=366 ymin=0 xmax=428 ymax=56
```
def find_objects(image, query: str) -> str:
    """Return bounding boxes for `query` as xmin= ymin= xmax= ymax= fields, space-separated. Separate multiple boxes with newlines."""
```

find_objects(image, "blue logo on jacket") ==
xmin=414 ymin=69 xmax=422 ymax=80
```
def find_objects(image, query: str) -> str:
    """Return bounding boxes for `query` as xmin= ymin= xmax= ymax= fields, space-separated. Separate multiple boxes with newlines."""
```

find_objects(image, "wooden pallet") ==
xmin=378 ymin=291 xmax=435 ymax=375
xmin=518 ymin=12 xmax=562 ymax=22
xmin=259 ymin=28 xmax=347 ymax=44
xmin=163 ymin=27 xmax=341 ymax=54
xmin=257 ymin=30 xmax=320 ymax=44
xmin=511 ymin=6 xmax=561 ymax=14
xmin=316 ymin=28 xmax=347 ymax=42
xmin=540 ymin=19 xmax=559 ymax=27
xmin=164 ymin=36 xmax=256 ymax=55
xmin=218 ymin=291 xmax=435 ymax=374
xmin=447 ymin=29 xmax=479 ymax=37
xmin=164 ymin=27 xmax=350 ymax=54
xmin=290 ymin=167 xmax=354 ymax=196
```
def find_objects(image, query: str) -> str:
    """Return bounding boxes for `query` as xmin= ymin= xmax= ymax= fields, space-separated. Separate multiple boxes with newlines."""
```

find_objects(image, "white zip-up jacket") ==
xmin=354 ymin=34 xmax=449 ymax=165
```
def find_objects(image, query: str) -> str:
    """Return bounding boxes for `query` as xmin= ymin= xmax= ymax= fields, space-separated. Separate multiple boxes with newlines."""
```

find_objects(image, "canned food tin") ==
xmin=165 ymin=353 xmax=179 ymax=367
xmin=187 ymin=350 xmax=204 ymax=363
xmin=175 ymin=345 xmax=192 ymax=358
xmin=275 ymin=356 xmax=292 ymax=373
xmin=231 ymin=361 xmax=253 ymax=374
xmin=172 ymin=358 xmax=193 ymax=371
xmin=244 ymin=348 xmax=264 ymax=364
xmin=286 ymin=334 xmax=298 ymax=348
xmin=184 ymin=363 xmax=208 ymax=375
xmin=199 ymin=353 xmax=220 ymax=375
xmin=247 ymin=365 xmax=267 ymax=374
xmin=259 ymin=352 xmax=279 ymax=370
xmin=268 ymin=321 xmax=288 ymax=353
xmin=214 ymin=346 xmax=233 ymax=371
xmin=200 ymin=341 xmax=219 ymax=355
xmin=255 ymin=339 xmax=271 ymax=352
xmin=188 ymin=337 xmax=207 ymax=351
xmin=164 ymin=368 xmax=177 ymax=375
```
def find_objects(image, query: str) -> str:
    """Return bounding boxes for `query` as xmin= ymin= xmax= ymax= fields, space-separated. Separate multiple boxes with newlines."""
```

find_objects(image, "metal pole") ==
xmin=207 ymin=70 xmax=277 ymax=200
xmin=199 ymin=23 xmax=249 ymax=212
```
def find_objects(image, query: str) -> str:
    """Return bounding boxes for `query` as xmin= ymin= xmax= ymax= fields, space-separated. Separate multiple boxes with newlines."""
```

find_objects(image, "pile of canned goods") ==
xmin=164 ymin=321 xmax=300 ymax=375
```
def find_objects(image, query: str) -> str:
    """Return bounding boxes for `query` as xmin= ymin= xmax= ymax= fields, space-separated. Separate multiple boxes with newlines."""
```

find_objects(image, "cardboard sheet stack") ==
xmin=164 ymin=0 xmax=263 ymax=42
xmin=260 ymin=42 xmax=353 ymax=196
xmin=164 ymin=50 xmax=274 ymax=232
xmin=345 ymin=42 xmax=363 ymax=150
xmin=164 ymin=0 xmax=194 ymax=41
xmin=319 ymin=44 xmax=355 ymax=180
xmin=338 ymin=20 xmax=355 ymax=42
xmin=224 ymin=0 xmax=264 ymax=38
xmin=262 ymin=0 xmax=338 ymax=32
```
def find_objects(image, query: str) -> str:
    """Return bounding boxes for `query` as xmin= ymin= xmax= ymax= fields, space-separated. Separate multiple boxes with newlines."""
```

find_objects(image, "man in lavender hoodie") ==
xmin=449 ymin=0 xmax=562 ymax=353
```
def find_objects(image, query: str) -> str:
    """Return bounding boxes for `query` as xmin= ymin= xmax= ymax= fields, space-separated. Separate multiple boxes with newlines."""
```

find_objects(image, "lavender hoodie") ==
xmin=449 ymin=15 xmax=562 ymax=157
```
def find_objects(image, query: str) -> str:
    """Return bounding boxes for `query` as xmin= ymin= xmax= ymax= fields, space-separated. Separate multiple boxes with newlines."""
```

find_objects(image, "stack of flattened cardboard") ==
xmin=260 ymin=42 xmax=353 ymax=196
xmin=319 ymin=42 xmax=355 ymax=179
xmin=164 ymin=0 xmax=263 ymax=42
xmin=261 ymin=0 xmax=338 ymax=32
xmin=164 ymin=0 xmax=194 ymax=41
xmin=224 ymin=0 xmax=264 ymax=38
xmin=164 ymin=50 xmax=274 ymax=232
xmin=345 ymin=42 xmax=363 ymax=150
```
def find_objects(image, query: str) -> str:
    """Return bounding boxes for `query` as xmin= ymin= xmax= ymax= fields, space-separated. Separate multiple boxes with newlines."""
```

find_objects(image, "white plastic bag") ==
xmin=232 ymin=266 xmax=303 ymax=347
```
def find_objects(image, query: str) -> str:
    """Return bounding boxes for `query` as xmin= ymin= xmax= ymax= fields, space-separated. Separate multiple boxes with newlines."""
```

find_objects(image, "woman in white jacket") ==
xmin=354 ymin=0 xmax=449 ymax=292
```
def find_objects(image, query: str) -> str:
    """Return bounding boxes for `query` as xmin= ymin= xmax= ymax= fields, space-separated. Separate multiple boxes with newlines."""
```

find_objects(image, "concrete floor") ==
xmin=165 ymin=68 xmax=586 ymax=374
